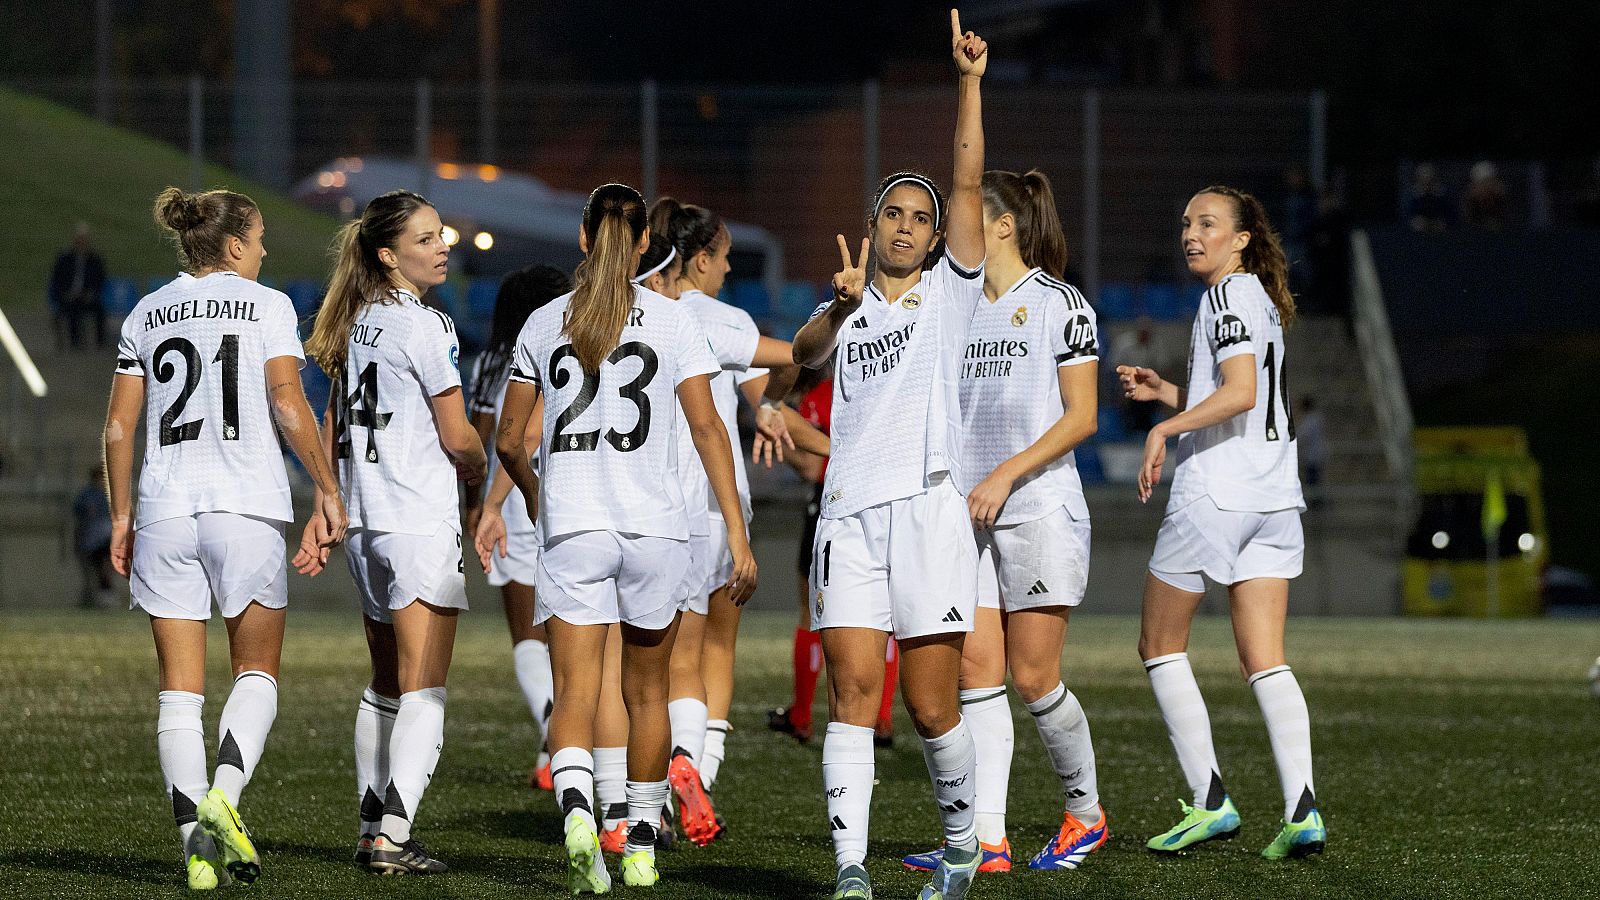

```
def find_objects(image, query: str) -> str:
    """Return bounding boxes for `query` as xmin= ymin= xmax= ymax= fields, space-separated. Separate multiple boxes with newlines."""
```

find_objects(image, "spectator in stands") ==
xmin=1297 ymin=397 xmax=1327 ymax=509
xmin=1407 ymin=163 xmax=1453 ymax=232
xmin=72 ymin=462 xmax=116 ymax=608
xmin=48 ymin=223 xmax=108 ymax=351
xmin=1462 ymin=161 xmax=1509 ymax=230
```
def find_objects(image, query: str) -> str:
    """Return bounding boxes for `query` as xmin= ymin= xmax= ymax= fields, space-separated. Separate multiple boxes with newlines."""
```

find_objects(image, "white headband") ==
xmin=633 ymin=245 xmax=677 ymax=285
xmin=875 ymin=175 xmax=943 ymax=231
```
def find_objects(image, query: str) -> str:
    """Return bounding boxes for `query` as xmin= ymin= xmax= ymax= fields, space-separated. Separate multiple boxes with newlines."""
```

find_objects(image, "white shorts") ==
xmin=809 ymin=475 xmax=979 ymax=640
xmin=677 ymin=533 xmax=713 ymax=616
xmin=130 ymin=512 xmax=287 ymax=620
xmin=976 ymin=507 xmax=1091 ymax=612
xmin=487 ymin=526 xmax=540 ymax=588
xmin=346 ymin=521 xmax=469 ymax=624
xmin=536 ymin=530 xmax=690 ymax=631
xmin=1148 ymin=495 xmax=1304 ymax=592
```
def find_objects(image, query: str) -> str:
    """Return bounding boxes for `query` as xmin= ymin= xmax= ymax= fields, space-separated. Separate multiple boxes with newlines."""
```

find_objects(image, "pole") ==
xmin=1082 ymin=89 xmax=1101 ymax=303
xmin=94 ymin=0 xmax=112 ymax=122
xmin=188 ymin=76 xmax=205 ymax=192
xmin=1309 ymin=89 xmax=1328 ymax=193
xmin=415 ymin=78 xmax=433 ymax=195
xmin=479 ymin=0 xmax=499 ymax=163
xmin=863 ymin=79 xmax=880 ymax=204
xmin=641 ymin=79 xmax=659 ymax=201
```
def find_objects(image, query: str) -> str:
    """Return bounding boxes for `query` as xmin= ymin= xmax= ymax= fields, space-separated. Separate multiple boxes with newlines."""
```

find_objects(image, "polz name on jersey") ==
xmin=962 ymin=337 xmax=1029 ymax=378
xmin=844 ymin=322 xmax=916 ymax=380
xmin=143 ymin=298 xmax=261 ymax=331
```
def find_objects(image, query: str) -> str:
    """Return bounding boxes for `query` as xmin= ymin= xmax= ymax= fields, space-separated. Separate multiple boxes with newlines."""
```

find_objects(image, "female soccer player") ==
xmin=466 ymin=264 xmax=572 ymax=791
xmin=105 ymin=187 xmax=347 ymax=889
xmin=303 ymin=189 xmax=488 ymax=875
xmin=649 ymin=196 xmax=800 ymax=839
xmin=790 ymin=11 xmax=989 ymax=900
xmin=1118 ymin=185 xmax=1324 ymax=860
xmin=489 ymin=183 xmax=757 ymax=890
xmin=902 ymin=168 xmax=1106 ymax=875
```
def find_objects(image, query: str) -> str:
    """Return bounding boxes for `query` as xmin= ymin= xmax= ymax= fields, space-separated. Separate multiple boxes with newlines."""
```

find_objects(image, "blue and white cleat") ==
xmin=1146 ymin=796 xmax=1241 ymax=853
xmin=902 ymin=837 xmax=1011 ymax=873
xmin=1028 ymin=806 xmax=1108 ymax=870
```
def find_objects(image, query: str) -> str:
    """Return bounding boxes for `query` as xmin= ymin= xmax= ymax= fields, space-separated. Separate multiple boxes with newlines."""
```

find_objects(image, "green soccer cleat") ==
xmin=1146 ymin=796 xmax=1241 ymax=853
xmin=831 ymin=863 xmax=872 ymax=900
xmin=196 ymin=788 xmax=260 ymax=884
xmin=918 ymin=843 xmax=980 ymax=900
xmin=565 ymin=813 xmax=613 ymax=894
xmin=620 ymin=848 xmax=658 ymax=887
xmin=185 ymin=853 xmax=220 ymax=891
xmin=1261 ymin=809 xmax=1326 ymax=860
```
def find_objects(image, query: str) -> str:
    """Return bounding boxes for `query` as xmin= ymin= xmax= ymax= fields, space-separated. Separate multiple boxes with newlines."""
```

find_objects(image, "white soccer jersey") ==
xmin=815 ymin=254 xmax=984 ymax=519
xmin=1167 ymin=272 xmax=1305 ymax=514
xmin=682 ymin=289 xmax=762 ymax=522
xmin=468 ymin=351 xmax=537 ymax=535
xmin=116 ymin=272 xmax=304 ymax=528
xmin=958 ymin=269 xmax=1098 ymax=525
xmin=509 ymin=286 xmax=719 ymax=541
xmin=334 ymin=290 xmax=464 ymax=535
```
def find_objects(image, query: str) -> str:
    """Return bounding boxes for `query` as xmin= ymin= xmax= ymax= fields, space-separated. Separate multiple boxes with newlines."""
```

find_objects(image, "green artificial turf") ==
xmin=0 ymin=86 xmax=340 ymax=311
xmin=1 ymin=609 xmax=1597 ymax=898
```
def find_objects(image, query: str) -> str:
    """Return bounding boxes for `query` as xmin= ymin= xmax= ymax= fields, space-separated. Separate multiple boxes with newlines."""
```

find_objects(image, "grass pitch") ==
xmin=1 ymin=609 xmax=1597 ymax=899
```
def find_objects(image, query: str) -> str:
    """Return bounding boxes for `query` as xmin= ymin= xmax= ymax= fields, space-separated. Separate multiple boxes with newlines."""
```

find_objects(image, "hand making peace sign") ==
xmin=951 ymin=9 xmax=989 ymax=78
xmin=832 ymin=234 xmax=871 ymax=311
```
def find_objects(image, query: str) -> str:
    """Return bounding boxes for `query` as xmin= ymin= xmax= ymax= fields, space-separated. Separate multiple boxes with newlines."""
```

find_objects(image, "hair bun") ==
xmin=153 ymin=187 xmax=205 ymax=232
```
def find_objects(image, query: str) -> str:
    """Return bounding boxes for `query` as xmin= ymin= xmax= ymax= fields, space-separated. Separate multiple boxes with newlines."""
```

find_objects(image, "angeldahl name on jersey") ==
xmin=142 ymin=297 xmax=262 ymax=331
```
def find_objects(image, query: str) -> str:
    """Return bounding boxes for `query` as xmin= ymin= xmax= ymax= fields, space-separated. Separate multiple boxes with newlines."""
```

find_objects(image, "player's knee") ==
xmin=1010 ymin=666 xmax=1060 ymax=705
xmin=902 ymin=693 xmax=958 ymax=738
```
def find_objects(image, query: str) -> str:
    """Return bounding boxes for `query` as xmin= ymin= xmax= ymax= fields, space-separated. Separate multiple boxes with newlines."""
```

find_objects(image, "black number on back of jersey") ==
xmin=1262 ymin=342 xmax=1294 ymax=442
xmin=548 ymin=342 xmax=660 ymax=453
xmin=337 ymin=362 xmax=392 ymax=462
xmin=153 ymin=334 xmax=241 ymax=446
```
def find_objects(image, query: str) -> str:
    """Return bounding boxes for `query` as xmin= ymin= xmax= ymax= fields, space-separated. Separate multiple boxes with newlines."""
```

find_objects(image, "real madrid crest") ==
xmin=814 ymin=589 xmax=825 ymax=618
xmin=1011 ymin=306 xmax=1028 ymax=327
xmin=900 ymin=293 xmax=922 ymax=310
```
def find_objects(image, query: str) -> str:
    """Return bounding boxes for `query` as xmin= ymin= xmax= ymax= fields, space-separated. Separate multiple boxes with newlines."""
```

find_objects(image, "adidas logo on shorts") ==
xmin=941 ymin=607 xmax=964 ymax=623
xmin=1026 ymin=580 xmax=1049 ymax=596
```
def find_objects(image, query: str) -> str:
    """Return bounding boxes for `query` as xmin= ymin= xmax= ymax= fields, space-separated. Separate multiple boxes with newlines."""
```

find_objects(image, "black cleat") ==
xmin=767 ymin=706 xmax=812 ymax=743
xmin=369 ymin=834 xmax=448 ymax=875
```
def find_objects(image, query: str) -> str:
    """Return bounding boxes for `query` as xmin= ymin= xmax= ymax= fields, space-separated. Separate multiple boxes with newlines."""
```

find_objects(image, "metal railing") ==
xmin=1349 ymin=228 xmax=1416 ymax=502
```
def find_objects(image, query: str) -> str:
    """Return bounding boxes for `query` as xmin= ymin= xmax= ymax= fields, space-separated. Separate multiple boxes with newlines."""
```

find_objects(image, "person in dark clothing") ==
xmin=73 ymin=463 xmax=116 ymax=608
xmin=49 ymin=223 xmax=108 ymax=350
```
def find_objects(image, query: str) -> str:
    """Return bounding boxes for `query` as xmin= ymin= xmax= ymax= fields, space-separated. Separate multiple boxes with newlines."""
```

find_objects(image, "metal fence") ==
xmin=12 ymin=77 xmax=1324 ymax=296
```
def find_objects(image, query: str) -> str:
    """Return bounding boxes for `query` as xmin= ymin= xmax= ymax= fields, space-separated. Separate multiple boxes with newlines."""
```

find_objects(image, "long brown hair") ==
xmin=981 ymin=169 xmax=1067 ymax=279
xmin=305 ymin=190 xmax=433 ymax=370
xmin=567 ymin=184 xmax=647 ymax=374
xmin=1197 ymin=184 xmax=1296 ymax=327
xmin=152 ymin=187 xmax=259 ymax=273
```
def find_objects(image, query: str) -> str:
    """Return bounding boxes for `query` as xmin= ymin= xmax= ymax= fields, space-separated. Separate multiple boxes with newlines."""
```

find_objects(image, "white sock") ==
xmin=823 ymin=722 xmax=875 ymax=869
xmin=1249 ymin=665 xmax=1316 ymax=821
xmin=593 ymin=745 xmax=629 ymax=830
xmin=667 ymin=697 xmax=708 ymax=765
xmin=551 ymin=746 xmax=597 ymax=831
xmin=1026 ymin=682 xmax=1101 ymax=824
xmin=354 ymin=688 xmax=398 ymax=836
xmin=921 ymin=716 xmax=978 ymax=849
xmin=1145 ymin=653 xmax=1226 ymax=808
xmin=700 ymin=719 xmax=730 ymax=790
xmin=513 ymin=639 xmax=554 ymax=749
xmin=211 ymin=671 xmax=278 ymax=808
xmin=157 ymin=691 xmax=209 ymax=853
xmin=380 ymin=687 xmax=447 ymax=844
xmin=960 ymin=687 xmax=1012 ymax=844
xmin=624 ymin=778 xmax=671 ymax=854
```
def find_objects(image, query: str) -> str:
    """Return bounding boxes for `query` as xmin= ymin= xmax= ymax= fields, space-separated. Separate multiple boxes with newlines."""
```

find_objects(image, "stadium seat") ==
xmin=1142 ymin=283 xmax=1182 ymax=320
xmin=102 ymin=278 xmax=141 ymax=316
xmin=282 ymin=280 xmax=323 ymax=318
xmin=1096 ymin=281 xmax=1136 ymax=321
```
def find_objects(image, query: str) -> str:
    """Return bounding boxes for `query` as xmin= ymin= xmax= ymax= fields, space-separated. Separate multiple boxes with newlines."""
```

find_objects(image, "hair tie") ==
xmin=634 ymin=246 xmax=677 ymax=285
xmin=875 ymin=174 xmax=943 ymax=231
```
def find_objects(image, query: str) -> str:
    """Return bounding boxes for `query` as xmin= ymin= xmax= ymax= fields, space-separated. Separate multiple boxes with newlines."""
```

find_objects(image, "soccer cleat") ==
xmin=1146 ymin=796 xmax=1241 ymax=853
xmin=196 ymin=788 xmax=260 ymax=884
xmin=600 ymin=820 xmax=628 ymax=855
xmin=902 ymin=838 xmax=1011 ymax=873
xmin=532 ymin=759 xmax=555 ymax=792
xmin=918 ymin=843 xmax=981 ymax=900
xmin=656 ymin=812 xmax=677 ymax=852
xmin=766 ymin=706 xmax=811 ymax=744
xmin=186 ymin=853 xmax=220 ymax=891
xmin=564 ymin=814 xmax=612 ymax=894
xmin=873 ymin=722 xmax=894 ymax=749
xmin=353 ymin=833 xmax=375 ymax=867
xmin=620 ymin=848 xmax=658 ymax=887
xmin=667 ymin=750 xmax=723 ymax=846
xmin=1029 ymin=806 xmax=1109 ymax=870
xmin=1261 ymin=808 xmax=1326 ymax=860
xmin=369 ymin=834 xmax=448 ymax=875
xmin=832 ymin=863 xmax=872 ymax=899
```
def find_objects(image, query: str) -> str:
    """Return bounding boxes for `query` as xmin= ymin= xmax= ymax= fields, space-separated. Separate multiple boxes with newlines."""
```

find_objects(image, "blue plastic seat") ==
xmin=102 ymin=278 xmax=141 ymax=316
xmin=1142 ymin=283 xmax=1182 ymax=320
xmin=1096 ymin=282 xmax=1136 ymax=321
